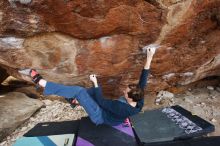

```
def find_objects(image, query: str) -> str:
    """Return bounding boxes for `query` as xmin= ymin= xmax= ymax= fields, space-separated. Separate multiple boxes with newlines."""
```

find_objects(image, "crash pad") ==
xmin=130 ymin=105 xmax=215 ymax=145
xmin=76 ymin=117 xmax=137 ymax=146
xmin=24 ymin=120 xmax=79 ymax=137
xmin=13 ymin=134 xmax=75 ymax=146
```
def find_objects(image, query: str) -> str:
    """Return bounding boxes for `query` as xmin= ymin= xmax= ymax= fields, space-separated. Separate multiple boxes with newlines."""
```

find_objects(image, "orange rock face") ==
xmin=0 ymin=0 xmax=219 ymax=97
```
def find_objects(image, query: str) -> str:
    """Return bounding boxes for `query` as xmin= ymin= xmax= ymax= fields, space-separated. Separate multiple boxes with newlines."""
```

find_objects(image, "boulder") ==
xmin=0 ymin=0 xmax=219 ymax=97
xmin=0 ymin=92 xmax=43 ymax=141
xmin=155 ymin=90 xmax=174 ymax=105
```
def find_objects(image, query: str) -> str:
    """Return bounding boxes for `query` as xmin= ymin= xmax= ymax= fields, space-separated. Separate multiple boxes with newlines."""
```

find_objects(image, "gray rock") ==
xmin=185 ymin=91 xmax=193 ymax=96
xmin=1 ymin=99 xmax=87 ymax=145
xmin=0 ymin=92 xmax=43 ymax=141
xmin=157 ymin=90 xmax=174 ymax=99
xmin=201 ymin=102 xmax=206 ymax=106
xmin=211 ymin=118 xmax=217 ymax=123
xmin=155 ymin=90 xmax=174 ymax=105
xmin=207 ymin=86 xmax=214 ymax=90
xmin=42 ymin=99 xmax=52 ymax=106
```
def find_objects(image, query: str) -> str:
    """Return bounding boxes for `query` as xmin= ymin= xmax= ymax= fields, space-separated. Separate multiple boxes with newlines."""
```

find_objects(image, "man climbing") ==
xmin=19 ymin=45 xmax=157 ymax=126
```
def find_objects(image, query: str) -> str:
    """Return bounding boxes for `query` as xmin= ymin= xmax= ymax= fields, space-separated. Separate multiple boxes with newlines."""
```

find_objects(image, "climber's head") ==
xmin=124 ymin=84 xmax=144 ymax=102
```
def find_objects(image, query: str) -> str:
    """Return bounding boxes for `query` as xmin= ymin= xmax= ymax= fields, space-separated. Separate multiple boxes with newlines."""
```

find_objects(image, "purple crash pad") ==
xmin=76 ymin=137 xmax=94 ymax=146
xmin=76 ymin=118 xmax=136 ymax=146
xmin=112 ymin=120 xmax=134 ymax=137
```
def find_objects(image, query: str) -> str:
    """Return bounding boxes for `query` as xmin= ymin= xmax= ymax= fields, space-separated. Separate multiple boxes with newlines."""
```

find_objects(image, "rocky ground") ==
xmin=174 ymin=86 xmax=220 ymax=136
xmin=0 ymin=100 xmax=87 ymax=146
xmin=0 ymin=85 xmax=220 ymax=146
xmin=144 ymin=85 xmax=220 ymax=136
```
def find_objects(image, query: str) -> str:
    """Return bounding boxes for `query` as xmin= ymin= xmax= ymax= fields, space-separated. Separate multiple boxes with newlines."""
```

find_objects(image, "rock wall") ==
xmin=0 ymin=0 xmax=219 ymax=97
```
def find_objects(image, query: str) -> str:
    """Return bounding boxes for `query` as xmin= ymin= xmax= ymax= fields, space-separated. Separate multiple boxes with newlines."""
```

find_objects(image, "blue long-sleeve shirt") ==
xmin=93 ymin=69 xmax=150 ymax=125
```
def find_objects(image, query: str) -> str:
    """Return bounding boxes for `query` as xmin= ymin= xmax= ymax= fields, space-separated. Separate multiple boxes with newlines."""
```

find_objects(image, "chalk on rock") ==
xmin=142 ymin=44 xmax=160 ymax=54
xmin=19 ymin=0 xmax=32 ymax=4
xmin=9 ymin=0 xmax=32 ymax=4
xmin=8 ymin=0 xmax=32 ymax=7
xmin=18 ymin=68 xmax=31 ymax=76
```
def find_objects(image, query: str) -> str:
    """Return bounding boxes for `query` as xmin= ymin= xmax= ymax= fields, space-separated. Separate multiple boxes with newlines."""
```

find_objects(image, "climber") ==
xmin=19 ymin=45 xmax=158 ymax=126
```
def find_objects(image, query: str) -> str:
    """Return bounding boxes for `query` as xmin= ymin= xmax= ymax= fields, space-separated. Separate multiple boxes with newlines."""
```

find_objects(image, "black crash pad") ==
xmin=130 ymin=105 xmax=215 ymax=144
xmin=76 ymin=117 xmax=137 ymax=146
xmin=24 ymin=120 xmax=79 ymax=137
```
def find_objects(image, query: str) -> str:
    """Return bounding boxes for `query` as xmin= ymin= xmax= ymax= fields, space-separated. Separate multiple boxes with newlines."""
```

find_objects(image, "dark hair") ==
xmin=127 ymin=84 xmax=144 ymax=102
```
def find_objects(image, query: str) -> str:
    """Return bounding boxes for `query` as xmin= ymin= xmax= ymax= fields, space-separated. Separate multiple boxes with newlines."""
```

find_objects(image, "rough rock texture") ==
xmin=0 ymin=0 xmax=219 ymax=97
xmin=0 ymin=92 xmax=43 ymax=141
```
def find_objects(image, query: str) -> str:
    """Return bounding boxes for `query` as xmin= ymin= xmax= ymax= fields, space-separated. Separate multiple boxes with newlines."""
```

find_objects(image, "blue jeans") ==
xmin=43 ymin=82 xmax=104 ymax=125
